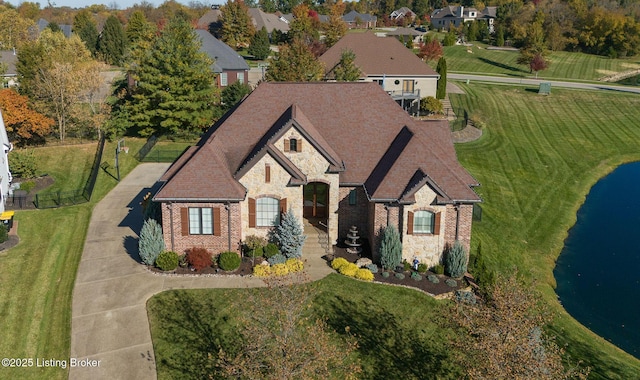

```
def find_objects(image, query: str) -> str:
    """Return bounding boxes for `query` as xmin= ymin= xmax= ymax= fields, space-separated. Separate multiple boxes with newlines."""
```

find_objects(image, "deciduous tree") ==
xmin=289 ymin=4 xmax=320 ymax=45
xmin=324 ymin=0 xmax=347 ymax=47
xmin=0 ymin=88 xmax=54 ymax=146
xmin=0 ymin=9 xmax=36 ymax=49
xmin=220 ymin=0 xmax=255 ymax=49
xmin=417 ymin=38 xmax=443 ymax=62
xmin=265 ymin=39 xmax=324 ymax=81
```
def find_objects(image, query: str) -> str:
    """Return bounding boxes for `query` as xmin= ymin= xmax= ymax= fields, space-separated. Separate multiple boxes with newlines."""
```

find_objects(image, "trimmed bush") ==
xmin=417 ymin=263 xmax=428 ymax=273
xmin=271 ymin=263 xmax=289 ymax=276
xmin=403 ymin=260 xmax=411 ymax=271
xmin=268 ymin=253 xmax=286 ymax=265
xmin=218 ymin=251 xmax=241 ymax=271
xmin=155 ymin=251 xmax=179 ymax=271
xmin=253 ymin=264 xmax=271 ymax=277
xmin=382 ymin=271 xmax=390 ymax=278
xmin=366 ymin=263 xmax=378 ymax=273
xmin=264 ymin=243 xmax=279 ymax=258
xmin=285 ymin=258 xmax=304 ymax=273
xmin=331 ymin=257 xmax=349 ymax=271
xmin=272 ymin=210 xmax=306 ymax=258
xmin=139 ymin=219 xmax=165 ymax=266
xmin=339 ymin=262 xmax=358 ymax=277
xmin=445 ymin=241 xmax=467 ymax=278
xmin=244 ymin=235 xmax=267 ymax=257
xmin=355 ymin=268 xmax=374 ymax=281
xmin=455 ymin=289 xmax=476 ymax=305
xmin=428 ymin=274 xmax=440 ymax=283
xmin=380 ymin=226 xmax=402 ymax=270
xmin=9 ymin=150 xmax=38 ymax=178
xmin=411 ymin=272 xmax=422 ymax=281
xmin=394 ymin=272 xmax=405 ymax=280
xmin=187 ymin=247 xmax=213 ymax=271
xmin=19 ymin=180 xmax=35 ymax=193
xmin=432 ymin=264 xmax=445 ymax=275
xmin=0 ymin=224 xmax=7 ymax=243
xmin=445 ymin=278 xmax=458 ymax=287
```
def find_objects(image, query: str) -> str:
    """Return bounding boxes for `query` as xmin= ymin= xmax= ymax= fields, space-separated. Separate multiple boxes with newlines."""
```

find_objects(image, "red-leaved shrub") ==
xmin=187 ymin=247 xmax=213 ymax=271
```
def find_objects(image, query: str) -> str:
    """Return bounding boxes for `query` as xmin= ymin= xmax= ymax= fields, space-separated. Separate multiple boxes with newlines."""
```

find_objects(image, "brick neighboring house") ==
xmin=153 ymin=82 xmax=480 ymax=267
xmin=197 ymin=7 xmax=290 ymax=39
xmin=319 ymin=32 xmax=439 ymax=114
xmin=195 ymin=29 xmax=249 ymax=88
xmin=342 ymin=10 xmax=377 ymax=29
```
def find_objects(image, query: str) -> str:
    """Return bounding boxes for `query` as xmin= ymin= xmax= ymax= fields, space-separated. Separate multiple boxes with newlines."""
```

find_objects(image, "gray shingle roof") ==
xmin=195 ymin=29 xmax=249 ymax=73
xmin=0 ymin=51 xmax=18 ymax=75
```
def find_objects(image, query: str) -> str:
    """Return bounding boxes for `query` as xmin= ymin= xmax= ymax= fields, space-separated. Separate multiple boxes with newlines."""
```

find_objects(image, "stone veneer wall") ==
xmin=160 ymin=202 xmax=241 ymax=255
xmin=337 ymin=186 xmax=369 ymax=242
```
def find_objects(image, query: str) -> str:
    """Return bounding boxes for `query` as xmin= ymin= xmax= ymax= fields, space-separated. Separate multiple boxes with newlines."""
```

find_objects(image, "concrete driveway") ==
xmin=69 ymin=163 xmax=332 ymax=379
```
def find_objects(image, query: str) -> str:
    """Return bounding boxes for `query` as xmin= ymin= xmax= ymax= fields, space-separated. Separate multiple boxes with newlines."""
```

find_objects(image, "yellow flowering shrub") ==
xmin=285 ymin=258 xmax=304 ymax=273
xmin=253 ymin=264 xmax=272 ymax=277
xmin=354 ymin=268 xmax=374 ymax=282
xmin=339 ymin=262 xmax=358 ymax=277
xmin=271 ymin=263 xmax=289 ymax=276
xmin=331 ymin=257 xmax=349 ymax=271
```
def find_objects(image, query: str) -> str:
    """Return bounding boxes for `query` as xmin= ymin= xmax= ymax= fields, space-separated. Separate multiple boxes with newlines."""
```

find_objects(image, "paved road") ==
xmin=70 ymin=163 xmax=333 ymax=380
xmin=449 ymin=73 xmax=640 ymax=94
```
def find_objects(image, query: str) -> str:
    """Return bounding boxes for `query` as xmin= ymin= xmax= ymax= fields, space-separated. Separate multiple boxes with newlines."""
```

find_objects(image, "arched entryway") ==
xmin=303 ymin=182 xmax=329 ymax=219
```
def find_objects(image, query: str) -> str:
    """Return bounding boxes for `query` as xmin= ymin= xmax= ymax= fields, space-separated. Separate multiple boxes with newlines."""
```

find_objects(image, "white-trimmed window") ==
xmin=413 ymin=210 xmax=435 ymax=234
xmin=237 ymin=73 xmax=244 ymax=84
xmin=257 ymin=197 xmax=280 ymax=227
xmin=220 ymin=72 xmax=228 ymax=86
xmin=189 ymin=207 xmax=213 ymax=234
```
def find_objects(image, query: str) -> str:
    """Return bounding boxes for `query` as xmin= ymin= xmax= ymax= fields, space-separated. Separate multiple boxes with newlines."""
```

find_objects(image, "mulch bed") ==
xmin=147 ymin=256 xmax=257 ymax=276
xmin=0 ymin=221 xmax=20 ymax=252
xmin=7 ymin=176 xmax=56 ymax=210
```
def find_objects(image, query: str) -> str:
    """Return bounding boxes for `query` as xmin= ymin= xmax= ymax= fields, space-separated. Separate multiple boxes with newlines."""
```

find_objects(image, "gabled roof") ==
xmin=0 ymin=51 xmax=18 ymax=75
xmin=319 ymin=32 xmax=438 ymax=78
xmin=155 ymin=82 xmax=480 ymax=205
xmin=342 ymin=10 xmax=377 ymax=23
xmin=386 ymin=27 xmax=424 ymax=37
xmin=248 ymin=8 xmax=290 ymax=33
xmin=195 ymin=29 xmax=249 ymax=72
xmin=37 ymin=18 xmax=72 ymax=38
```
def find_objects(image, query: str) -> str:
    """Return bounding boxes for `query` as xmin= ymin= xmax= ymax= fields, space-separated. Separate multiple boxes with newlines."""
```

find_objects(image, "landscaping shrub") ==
xmin=380 ymin=225 xmax=402 ymax=270
xmin=411 ymin=272 xmax=423 ymax=281
xmin=178 ymin=254 xmax=188 ymax=268
xmin=253 ymin=264 xmax=271 ymax=277
xmin=339 ymin=262 xmax=358 ymax=277
xmin=0 ymin=224 xmax=7 ymax=243
xmin=331 ymin=257 xmax=349 ymax=271
xmin=417 ymin=263 xmax=428 ymax=273
xmin=271 ymin=263 xmax=289 ymax=276
xmin=431 ymin=264 xmax=445 ymax=275
xmin=139 ymin=219 xmax=165 ymax=266
xmin=355 ymin=268 xmax=374 ymax=282
xmin=445 ymin=241 xmax=467 ymax=278
xmin=187 ymin=247 xmax=213 ymax=271
xmin=218 ymin=251 xmax=241 ymax=271
xmin=244 ymin=235 xmax=267 ymax=257
xmin=285 ymin=258 xmax=304 ymax=273
xmin=19 ymin=180 xmax=35 ymax=193
xmin=428 ymin=274 xmax=440 ymax=283
xmin=264 ymin=243 xmax=279 ymax=258
xmin=382 ymin=271 xmax=390 ymax=278
xmin=455 ymin=289 xmax=476 ymax=305
xmin=445 ymin=278 xmax=458 ymax=287
xmin=470 ymin=242 xmax=496 ymax=288
xmin=403 ymin=260 xmax=411 ymax=271
xmin=272 ymin=210 xmax=306 ymax=258
xmin=155 ymin=251 xmax=179 ymax=271
xmin=366 ymin=263 xmax=378 ymax=273
xmin=394 ymin=272 xmax=405 ymax=280
xmin=9 ymin=150 xmax=38 ymax=178
xmin=267 ymin=253 xmax=286 ymax=265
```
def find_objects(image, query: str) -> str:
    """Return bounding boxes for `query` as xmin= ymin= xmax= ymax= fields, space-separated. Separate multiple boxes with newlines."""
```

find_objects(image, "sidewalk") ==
xmin=70 ymin=163 xmax=332 ymax=380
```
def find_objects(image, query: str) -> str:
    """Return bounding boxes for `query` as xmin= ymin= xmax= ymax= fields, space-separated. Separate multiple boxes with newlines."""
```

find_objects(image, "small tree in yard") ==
xmin=436 ymin=57 xmax=447 ymax=100
xmin=272 ymin=210 xmax=306 ymax=259
xmin=380 ymin=225 xmax=402 ymax=270
xmin=420 ymin=96 xmax=443 ymax=115
xmin=247 ymin=26 xmax=270 ymax=60
xmin=139 ymin=219 xmax=165 ymax=265
xmin=444 ymin=240 xmax=467 ymax=278
xmin=333 ymin=49 xmax=361 ymax=81
xmin=530 ymin=53 xmax=549 ymax=78
xmin=417 ymin=38 xmax=443 ymax=62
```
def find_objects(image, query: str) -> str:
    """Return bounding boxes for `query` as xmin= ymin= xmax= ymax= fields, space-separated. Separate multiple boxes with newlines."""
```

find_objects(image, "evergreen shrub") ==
xmin=271 ymin=263 xmax=289 ymax=276
xmin=428 ymin=274 xmax=439 ymax=283
xmin=445 ymin=278 xmax=458 ymax=287
xmin=253 ymin=264 xmax=271 ymax=277
xmin=139 ymin=219 xmax=165 ymax=265
xmin=285 ymin=258 xmax=304 ymax=273
xmin=394 ymin=272 xmax=405 ymax=280
xmin=331 ymin=257 xmax=349 ymax=270
xmin=272 ymin=210 xmax=306 ymax=258
xmin=366 ymin=263 xmax=378 ymax=273
xmin=411 ymin=272 xmax=422 ymax=281
xmin=380 ymin=226 xmax=402 ymax=270
xmin=218 ymin=251 xmax=241 ymax=271
xmin=339 ymin=262 xmax=358 ymax=277
xmin=267 ymin=253 xmax=286 ymax=265
xmin=355 ymin=268 xmax=374 ymax=281
xmin=264 ymin=243 xmax=279 ymax=258
xmin=445 ymin=241 xmax=467 ymax=278
xmin=382 ymin=271 xmax=390 ymax=278
xmin=417 ymin=263 xmax=428 ymax=273
xmin=155 ymin=251 xmax=179 ymax=271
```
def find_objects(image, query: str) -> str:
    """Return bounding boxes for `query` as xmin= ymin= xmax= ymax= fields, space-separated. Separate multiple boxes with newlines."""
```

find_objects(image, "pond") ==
xmin=554 ymin=162 xmax=640 ymax=359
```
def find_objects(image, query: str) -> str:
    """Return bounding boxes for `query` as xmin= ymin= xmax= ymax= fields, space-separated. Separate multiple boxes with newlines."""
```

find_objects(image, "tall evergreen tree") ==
xmin=380 ymin=225 xmax=402 ymax=270
xmin=98 ymin=15 xmax=127 ymax=65
xmin=122 ymin=16 xmax=219 ymax=137
xmin=73 ymin=10 xmax=99 ymax=55
xmin=333 ymin=49 xmax=361 ymax=81
xmin=220 ymin=0 xmax=255 ymax=49
xmin=436 ymin=56 xmax=447 ymax=100
xmin=247 ymin=26 xmax=270 ymax=60
xmin=126 ymin=10 xmax=156 ymax=46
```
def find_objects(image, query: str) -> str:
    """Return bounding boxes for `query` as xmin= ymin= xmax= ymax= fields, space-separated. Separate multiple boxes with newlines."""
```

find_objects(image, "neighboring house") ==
xmin=197 ymin=7 xmax=290 ymax=39
xmin=385 ymin=27 xmax=425 ymax=45
xmin=37 ymin=18 xmax=73 ymax=38
xmin=153 ymin=82 xmax=480 ymax=267
xmin=342 ymin=10 xmax=377 ymax=29
xmin=195 ymin=30 xmax=250 ymax=88
xmin=0 ymin=109 xmax=13 ymax=214
xmin=431 ymin=6 xmax=496 ymax=33
xmin=319 ymin=32 xmax=439 ymax=114
xmin=0 ymin=50 xmax=18 ymax=88
xmin=390 ymin=7 xmax=415 ymax=22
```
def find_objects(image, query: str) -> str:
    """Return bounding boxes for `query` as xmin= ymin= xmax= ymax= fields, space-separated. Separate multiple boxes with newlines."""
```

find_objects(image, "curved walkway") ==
xmin=70 ymin=163 xmax=333 ymax=380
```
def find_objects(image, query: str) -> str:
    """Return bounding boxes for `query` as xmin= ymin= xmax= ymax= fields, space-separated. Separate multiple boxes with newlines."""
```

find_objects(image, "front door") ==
xmin=303 ymin=182 xmax=328 ymax=218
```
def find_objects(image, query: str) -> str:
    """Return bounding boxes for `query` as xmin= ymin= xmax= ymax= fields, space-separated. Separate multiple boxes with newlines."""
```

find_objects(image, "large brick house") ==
xmin=153 ymin=82 xmax=480 ymax=266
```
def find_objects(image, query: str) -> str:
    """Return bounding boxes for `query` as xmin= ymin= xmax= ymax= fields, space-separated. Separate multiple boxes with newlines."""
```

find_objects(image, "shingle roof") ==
xmin=248 ymin=8 xmax=289 ymax=33
xmin=342 ymin=10 xmax=377 ymax=23
xmin=0 ymin=51 xmax=18 ymax=75
xmin=195 ymin=29 xmax=249 ymax=72
xmin=155 ymin=82 xmax=479 ymax=204
xmin=319 ymin=32 xmax=438 ymax=77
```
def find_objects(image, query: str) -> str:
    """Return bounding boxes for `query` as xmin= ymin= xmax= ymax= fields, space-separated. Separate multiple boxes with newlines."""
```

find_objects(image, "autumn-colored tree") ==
xmin=218 ymin=273 xmax=361 ymax=380
xmin=265 ymin=39 xmax=324 ymax=81
xmin=452 ymin=271 xmax=590 ymax=380
xmin=0 ymin=88 xmax=54 ymax=146
xmin=324 ymin=0 xmax=347 ymax=48
xmin=220 ymin=0 xmax=255 ymax=49
xmin=0 ymin=9 xmax=36 ymax=49
xmin=289 ymin=4 xmax=320 ymax=45
xmin=529 ymin=53 xmax=548 ymax=77
xmin=417 ymin=38 xmax=443 ymax=62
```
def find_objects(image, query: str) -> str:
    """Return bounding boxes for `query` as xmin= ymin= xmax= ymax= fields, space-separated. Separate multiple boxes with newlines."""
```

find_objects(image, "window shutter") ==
xmin=265 ymin=164 xmax=271 ymax=183
xmin=280 ymin=198 xmax=287 ymax=214
xmin=407 ymin=211 xmax=414 ymax=235
xmin=248 ymin=198 xmax=256 ymax=228
xmin=434 ymin=212 xmax=441 ymax=235
xmin=181 ymin=208 xmax=189 ymax=236
xmin=297 ymin=140 xmax=302 ymax=152
xmin=284 ymin=139 xmax=290 ymax=152
xmin=213 ymin=208 xmax=221 ymax=236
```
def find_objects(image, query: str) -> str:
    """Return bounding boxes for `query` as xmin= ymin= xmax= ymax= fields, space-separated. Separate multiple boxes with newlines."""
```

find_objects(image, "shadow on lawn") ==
xmin=322 ymin=295 xmax=461 ymax=379
xmin=478 ymin=57 xmax=527 ymax=74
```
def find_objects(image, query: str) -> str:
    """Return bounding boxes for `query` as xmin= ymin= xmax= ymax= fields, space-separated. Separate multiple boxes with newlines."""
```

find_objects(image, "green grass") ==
xmin=442 ymin=43 xmax=640 ymax=81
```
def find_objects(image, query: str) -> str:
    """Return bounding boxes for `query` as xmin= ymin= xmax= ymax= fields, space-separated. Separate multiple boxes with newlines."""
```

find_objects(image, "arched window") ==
xmin=413 ymin=210 xmax=435 ymax=234
xmin=257 ymin=197 xmax=280 ymax=227
xmin=289 ymin=138 xmax=298 ymax=152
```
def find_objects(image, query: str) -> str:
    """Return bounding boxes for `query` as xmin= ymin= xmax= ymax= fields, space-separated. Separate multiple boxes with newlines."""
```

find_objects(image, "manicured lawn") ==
xmin=452 ymin=83 xmax=640 ymax=379
xmin=442 ymin=43 xmax=640 ymax=82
